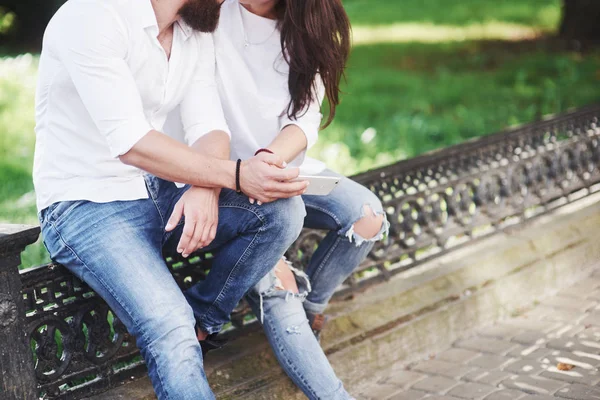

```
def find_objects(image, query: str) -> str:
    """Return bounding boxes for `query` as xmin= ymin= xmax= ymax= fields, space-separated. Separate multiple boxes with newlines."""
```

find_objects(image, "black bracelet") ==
xmin=235 ymin=159 xmax=242 ymax=194
xmin=255 ymin=148 xmax=274 ymax=156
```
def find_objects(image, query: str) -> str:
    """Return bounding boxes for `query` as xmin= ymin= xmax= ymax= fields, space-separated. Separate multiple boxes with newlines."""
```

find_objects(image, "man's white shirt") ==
xmin=33 ymin=0 xmax=229 ymax=211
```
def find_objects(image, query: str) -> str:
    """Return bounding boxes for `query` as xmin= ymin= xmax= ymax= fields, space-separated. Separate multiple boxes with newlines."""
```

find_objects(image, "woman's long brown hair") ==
xmin=275 ymin=0 xmax=351 ymax=128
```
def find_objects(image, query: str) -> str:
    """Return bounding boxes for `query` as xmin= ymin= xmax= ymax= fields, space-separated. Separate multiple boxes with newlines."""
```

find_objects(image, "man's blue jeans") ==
xmin=39 ymin=175 xmax=306 ymax=400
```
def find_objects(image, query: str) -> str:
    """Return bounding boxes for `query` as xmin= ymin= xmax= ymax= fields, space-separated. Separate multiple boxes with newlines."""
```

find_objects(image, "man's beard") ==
xmin=179 ymin=0 xmax=223 ymax=33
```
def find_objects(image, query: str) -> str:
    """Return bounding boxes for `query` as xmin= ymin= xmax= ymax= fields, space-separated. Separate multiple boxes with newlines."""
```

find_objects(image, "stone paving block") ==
xmin=389 ymin=390 xmax=428 ymax=400
xmin=468 ymin=354 xmax=513 ymax=369
xmin=412 ymin=360 xmax=474 ymax=380
xmin=540 ymin=367 xmax=600 ymax=386
xmin=436 ymin=348 xmax=481 ymax=365
xmin=478 ymin=324 xmax=524 ymax=340
xmin=511 ymin=331 xmax=549 ymax=346
xmin=540 ymin=296 xmax=597 ymax=311
xmin=501 ymin=319 xmax=561 ymax=333
xmin=420 ymin=396 xmax=462 ymax=400
xmin=446 ymin=382 xmax=496 ymax=399
xmin=555 ymin=383 xmax=600 ymax=399
xmin=546 ymin=324 xmax=586 ymax=340
xmin=463 ymin=369 xmax=515 ymax=386
xmin=546 ymin=337 xmax=600 ymax=354
xmin=483 ymin=390 xmax=527 ymax=400
xmin=359 ymin=382 xmax=403 ymax=400
xmin=580 ymin=311 xmax=600 ymax=327
xmin=510 ymin=325 xmax=586 ymax=348
xmin=503 ymin=359 xmax=547 ymax=376
xmin=506 ymin=345 xmax=554 ymax=361
xmin=541 ymin=350 xmax=600 ymax=369
xmin=500 ymin=375 xmax=567 ymax=395
xmin=576 ymin=326 xmax=600 ymax=340
xmin=411 ymin=376 xmax=459 ymax=394
xmin=519 ymin=395 xmax=556 ymax=400
xmin=454 ymin=338 xmax=520 ymax=356
xmin=379 ymin=370 xmax=427 ymax=389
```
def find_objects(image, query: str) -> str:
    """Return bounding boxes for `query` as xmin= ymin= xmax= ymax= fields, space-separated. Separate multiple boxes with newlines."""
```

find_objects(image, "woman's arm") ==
xmin=265 ymin=124 xmax=307 ymax=162
xmin=267 ymin=77 xmax=326 ymax=162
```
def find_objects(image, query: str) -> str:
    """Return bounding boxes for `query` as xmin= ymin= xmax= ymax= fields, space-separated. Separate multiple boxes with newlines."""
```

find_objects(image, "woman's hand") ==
xmin=241 ymin=152 xmax=308 ymax=203
xmin=165 ymin=186 xmax=220 ymax=257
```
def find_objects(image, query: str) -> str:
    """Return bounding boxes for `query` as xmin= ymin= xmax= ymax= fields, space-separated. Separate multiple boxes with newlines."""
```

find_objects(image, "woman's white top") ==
xmin=165 ymin=0 xmax=326 ymax=174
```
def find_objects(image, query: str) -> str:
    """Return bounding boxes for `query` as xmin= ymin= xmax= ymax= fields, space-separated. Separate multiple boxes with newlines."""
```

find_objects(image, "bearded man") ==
xmin=33 ymin=0 xmax=309 ymax=398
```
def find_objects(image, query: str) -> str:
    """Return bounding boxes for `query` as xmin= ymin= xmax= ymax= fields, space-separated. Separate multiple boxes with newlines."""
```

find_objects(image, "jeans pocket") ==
xmin=46 ymin=200 xmax=84 ymax=228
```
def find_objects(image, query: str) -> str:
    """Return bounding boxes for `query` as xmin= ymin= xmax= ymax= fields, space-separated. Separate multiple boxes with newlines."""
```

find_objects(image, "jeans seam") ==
xmin=145 ymin=340 xmax=173 ymax=400
xmin=198 ymin=204 xmax=265 ymax=328
xmin=145 ymin=176 xmax=166 ymax=228
xmin=46 ymin=220 xmax=171 ymax=399
xmin=265 ymin=312 xmax=319 ymax=399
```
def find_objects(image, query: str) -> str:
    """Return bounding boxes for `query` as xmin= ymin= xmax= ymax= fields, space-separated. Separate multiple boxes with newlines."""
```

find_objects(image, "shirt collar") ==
xmin=140 ymin=0 xmax=193 ymax=41
xmin=176 ymin=19 xmax=193 ymax=40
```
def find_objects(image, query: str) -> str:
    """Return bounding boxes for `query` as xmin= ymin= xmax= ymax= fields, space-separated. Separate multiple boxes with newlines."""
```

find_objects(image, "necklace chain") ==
xmin=239 ymin=4 xmax=277 ymax=48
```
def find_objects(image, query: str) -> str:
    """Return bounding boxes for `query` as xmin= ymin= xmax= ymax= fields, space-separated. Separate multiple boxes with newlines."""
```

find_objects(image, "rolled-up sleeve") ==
xmin=180 ymin=33 xmax=230 ymax=146
xmin=52 ymin=2 xmax=152 ymax=158
xmin=278 ymin=75 xmax=325 ymax=150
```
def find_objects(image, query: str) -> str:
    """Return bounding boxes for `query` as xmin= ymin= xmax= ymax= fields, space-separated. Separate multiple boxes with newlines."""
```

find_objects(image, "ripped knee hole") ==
xmin=274 ymin=259 xmax=299 ymax=294
xmin=353 ymin=205 xmax=386 ymax=239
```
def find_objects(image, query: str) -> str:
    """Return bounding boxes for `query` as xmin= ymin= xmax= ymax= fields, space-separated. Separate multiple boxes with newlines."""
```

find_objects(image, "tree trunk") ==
xmin=559 ymin=0 xmax=600 ymax=42
xmin=1 ymin=0 xmax=65 ymax=52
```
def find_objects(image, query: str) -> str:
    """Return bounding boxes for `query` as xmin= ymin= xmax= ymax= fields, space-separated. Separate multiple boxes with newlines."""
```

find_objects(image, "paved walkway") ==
xmin=357 ymin=269 xmax=600 ymax=400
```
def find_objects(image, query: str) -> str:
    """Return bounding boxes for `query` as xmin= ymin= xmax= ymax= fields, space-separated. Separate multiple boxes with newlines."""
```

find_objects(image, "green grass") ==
xmin=1 ymin=1 xmax=600 ymax=267
xmin=310 ymin=40 xmax=600 ymax=174
xmin=343 ymin=0 xmax=561 ymax=29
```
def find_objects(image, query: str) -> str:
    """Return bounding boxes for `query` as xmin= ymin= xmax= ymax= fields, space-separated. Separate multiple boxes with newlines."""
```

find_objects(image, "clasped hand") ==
xmin=166 ymin=152 xmax=308 ymax=257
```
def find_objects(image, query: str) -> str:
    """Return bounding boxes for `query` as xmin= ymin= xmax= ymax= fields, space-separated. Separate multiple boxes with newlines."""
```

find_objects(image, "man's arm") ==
xmin=119 ymin=130 xmax=236 ymax=188
xmin=53 ymin=4 xmax=305 ymax=199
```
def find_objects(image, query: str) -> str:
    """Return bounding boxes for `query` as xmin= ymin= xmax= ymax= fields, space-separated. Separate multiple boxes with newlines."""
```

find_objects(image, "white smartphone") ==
xmin=295 ymin=175 xmax=341 ymax=196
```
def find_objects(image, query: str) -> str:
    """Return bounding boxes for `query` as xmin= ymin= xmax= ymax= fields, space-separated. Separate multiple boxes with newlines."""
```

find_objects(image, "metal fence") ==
xmin=5 ymin=105 xmax=600 ymax=398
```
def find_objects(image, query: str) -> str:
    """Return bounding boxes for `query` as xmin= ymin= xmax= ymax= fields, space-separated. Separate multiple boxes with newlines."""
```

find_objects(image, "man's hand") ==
xmin=165 ymin=187 xmax=220 ymax=258
xmin=240 ymin=153 xmax=308 ymax=203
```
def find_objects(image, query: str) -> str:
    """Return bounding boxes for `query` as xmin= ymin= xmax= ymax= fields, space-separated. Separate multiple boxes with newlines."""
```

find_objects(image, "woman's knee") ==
xmin=344 ymin=190 xmax=388 ymax=245
xmin=249 ymin=259 xmax=311 ymax=322
xmin=353 ymin=204 xmax=386 ymax=239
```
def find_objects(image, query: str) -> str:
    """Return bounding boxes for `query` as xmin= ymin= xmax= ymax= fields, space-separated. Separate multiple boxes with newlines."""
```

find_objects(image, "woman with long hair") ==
xmin=167 ymin=0 xmax=389 ymax=397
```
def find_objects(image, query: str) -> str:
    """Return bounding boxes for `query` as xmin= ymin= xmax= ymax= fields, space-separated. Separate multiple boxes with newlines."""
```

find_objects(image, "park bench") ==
xmin=1 ymin=105 xmax=599 ymax=399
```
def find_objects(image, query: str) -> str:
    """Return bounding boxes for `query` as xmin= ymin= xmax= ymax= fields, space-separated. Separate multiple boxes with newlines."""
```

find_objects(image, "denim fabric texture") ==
xmin=39 ymin=175 xmax=305 ymax=400
xmin=245 ymin=170 xmax=388 ymax=400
